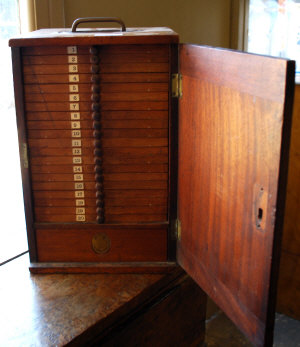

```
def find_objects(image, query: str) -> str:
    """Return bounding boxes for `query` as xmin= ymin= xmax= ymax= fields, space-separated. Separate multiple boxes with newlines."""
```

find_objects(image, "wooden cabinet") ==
xmin=9 ymin=19 xmax=295 ymax=347
xmin=10 ymin=27 xmax=178 ymax=267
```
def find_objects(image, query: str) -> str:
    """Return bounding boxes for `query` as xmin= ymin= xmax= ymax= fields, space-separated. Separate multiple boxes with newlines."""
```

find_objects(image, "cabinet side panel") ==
xmin=12 ymin=47 xmax=37 ymax=261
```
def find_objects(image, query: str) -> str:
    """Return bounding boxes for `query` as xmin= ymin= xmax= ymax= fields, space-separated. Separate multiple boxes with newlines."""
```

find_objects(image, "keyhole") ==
xmin=257 ymin=208 xmax=263 ymax=228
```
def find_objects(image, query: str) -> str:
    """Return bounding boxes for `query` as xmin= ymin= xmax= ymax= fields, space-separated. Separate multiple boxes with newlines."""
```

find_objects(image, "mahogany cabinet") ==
xmin=9 ymin=18 xmax=295 ymax=347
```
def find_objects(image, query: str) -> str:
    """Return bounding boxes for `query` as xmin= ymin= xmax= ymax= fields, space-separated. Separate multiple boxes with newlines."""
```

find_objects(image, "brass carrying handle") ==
xmin=71 ymin=17 xmax=126 ymax=32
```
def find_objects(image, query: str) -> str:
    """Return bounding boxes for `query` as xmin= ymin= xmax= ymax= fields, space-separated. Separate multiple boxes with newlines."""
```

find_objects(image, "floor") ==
xmin=205 ymin=300 xmax=300 ymax=346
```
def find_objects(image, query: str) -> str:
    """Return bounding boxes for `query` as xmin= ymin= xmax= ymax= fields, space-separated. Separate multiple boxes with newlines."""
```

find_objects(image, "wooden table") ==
xmin=0 ymin=254 xmax=206 ymax=346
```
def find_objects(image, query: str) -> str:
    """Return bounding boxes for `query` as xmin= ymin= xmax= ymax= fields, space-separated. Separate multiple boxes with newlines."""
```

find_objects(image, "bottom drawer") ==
xmin=35 ymin=225 xmax=168 ymax=262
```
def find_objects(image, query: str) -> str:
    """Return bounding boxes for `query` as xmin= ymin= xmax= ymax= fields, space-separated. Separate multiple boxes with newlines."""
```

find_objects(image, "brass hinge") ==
xmin=22 ymin=143 xmax=29 ymax=168
xmin=175 ymin=219 xmax=182 ymax=241
xmin=171 ymin=73 xmax=182 ymax=98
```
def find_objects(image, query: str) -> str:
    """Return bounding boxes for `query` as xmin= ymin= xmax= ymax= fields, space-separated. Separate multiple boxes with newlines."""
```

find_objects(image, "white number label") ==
xmin=75 ymin=191 xmax=85 ymax=198
xmin=68 ymin=55 xmax=78 ymax=63
xmin=72 ymin=139 xmax=81 ymax=147
xmin=72 ymin=148 xmax=82 ymax=155
xmin=69 ymin=85 xmax=79 ymax=93
xmin=73 ymin=166 xmax=82 ymax=173
xmin=67 ymin=46 xmax=77 ymax=54
xmin=71 ymin=121 xmax=81 ymax=129
xmin=69 ymin=94 xmax=80 ymax=102
xmin=72 ymin=130 xmax=81 ymax=137
xmin=74 ymin=174 xmax=83 ymax=181
xmin=76 ymin=199 xmax=85 ymax=206
xmin=70 ymin=103 xmax=79 ymax=111
xmin=74 ymin=182 xmax=84 ymax=189
xmin=76 ymin=207 xmax=85 ymax=214
xmin=76 ymin=215 xmax=86 ymax=222
xmin=71 ymin=112 xmax=80 ymax=120
xmin=73 ymin=157 xmax=82 ymax=164
xmin=69 ymin=74 xmax=79 ymax=82
xmin=69 ymin=65 xmax=78 ymax=73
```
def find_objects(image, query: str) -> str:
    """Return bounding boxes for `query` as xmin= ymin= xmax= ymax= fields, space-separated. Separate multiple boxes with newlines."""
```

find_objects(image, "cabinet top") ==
xmin=9 ymin=27 xmax=179 ymax=47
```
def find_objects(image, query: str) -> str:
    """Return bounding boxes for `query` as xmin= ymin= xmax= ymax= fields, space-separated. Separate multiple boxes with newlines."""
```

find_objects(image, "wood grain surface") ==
xmin=11 ymin=47 xmax=37 ymax=261
xmin=36 ymin=226 xmax=167 ymax=262
xmin=1 ymin=255 xmax=205 ymax=346
xmin=177 ymin=44 xmax=294 ymax=347
xmin=23 ymin=43 xmax=170 ymax=224
xmin=23 ymin=72 xmax=169 ymax=84
xmin=9 ymin=27 xmax=179 ymax=47
xmin=99 ymin=274 xmax=206 ymax=346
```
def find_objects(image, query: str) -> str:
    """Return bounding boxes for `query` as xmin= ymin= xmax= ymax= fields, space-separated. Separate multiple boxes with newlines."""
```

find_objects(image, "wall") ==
xmin=28 ymin=0 xmax=239 ymax=48
xmin=64 ymin=0 xmax=231 ymax=46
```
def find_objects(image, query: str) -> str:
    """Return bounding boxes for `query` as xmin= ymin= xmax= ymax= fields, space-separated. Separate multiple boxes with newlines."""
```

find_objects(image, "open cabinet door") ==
xmin=177 ymin=44 xmax=294 ymax=347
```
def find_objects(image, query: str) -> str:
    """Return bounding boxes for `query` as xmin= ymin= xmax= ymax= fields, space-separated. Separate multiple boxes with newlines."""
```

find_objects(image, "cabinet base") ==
xmin=29 ymin=261 xmax=177 ymax=274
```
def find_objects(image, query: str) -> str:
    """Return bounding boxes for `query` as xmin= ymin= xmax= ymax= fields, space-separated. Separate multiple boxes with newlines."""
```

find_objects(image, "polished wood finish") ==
xmin=9 ymin=27 xmax=179 ymax=47
xmin=177 ymin=44 xmax=294 ymax=347
xmin=25 ymin=92 xmax=168 ymax=102
xmin=25 ymin=83 xmax=169 ymax=94
xmin=10 ymin=26 xmax=296 ymax=347
xmin=277 ymin=84 xmax=300 ymax=320
xmin=29 ymin=261 xmax=176 ymax=274
xmin=11 ymin=48 xmax=37 ymax=262
xmin=25 ymin=110 xmax=169 ymax=121
xmin=99 ymin=274 xmax=206 ymax=347
xmin=1 ymin=255 xmax=205 ymax=346
xmin=23 ymin=62 xmax=169 ymax=74
xmin=23 ymin=42 xmax=170 ymax=225
xmin=36 ymin=226 xmax=167 ymax=262
xmin=24 ymin=72 xmax=169 ymax=84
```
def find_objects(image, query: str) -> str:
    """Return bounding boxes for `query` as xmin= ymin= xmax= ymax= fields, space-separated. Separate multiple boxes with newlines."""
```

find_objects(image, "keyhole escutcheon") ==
xmin=254 ymin=186 xmax=268 ymax=231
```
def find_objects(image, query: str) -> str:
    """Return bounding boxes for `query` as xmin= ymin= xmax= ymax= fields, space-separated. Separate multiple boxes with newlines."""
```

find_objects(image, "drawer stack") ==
xmin=23 ymin=45 xmax=96 ymax=223
xmin=22 ymin=44 xmax=170 ymax=225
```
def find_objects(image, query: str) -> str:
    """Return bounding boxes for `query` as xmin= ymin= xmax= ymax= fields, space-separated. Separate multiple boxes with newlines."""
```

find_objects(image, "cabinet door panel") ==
xmin=177 ymin=44 xmax=294 ymax=347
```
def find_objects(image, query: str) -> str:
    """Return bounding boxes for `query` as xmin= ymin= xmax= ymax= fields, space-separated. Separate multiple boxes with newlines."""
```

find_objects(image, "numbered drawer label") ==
xmin=72 ymin=139 xmax=82 ymax=147
xmin=69 ymin=94 xmax=80 ymax=102
xmin=69 ymin=65 xmax=78 ymax=73
xmin=76 ymin=199 xmax=85 ymax=206
xmin=76 ymin=215 xmax=86 ymax=222
xmin=70 ymin=103 xmax=79 ymax=111
xmin=73 ymin=157 xmax=82 ymax=164
xmin=71 ymin=121 xmax=81 ymax=129
xmin=76 ymin=207 xmax=85 ymax=215
xmin=73 ymin=166 xmax=82 ymax=173
xmin=69 ymin=85 xmax=79 ymax=93
xmin=72 ymin=130 xmax=81 ymax=137
xmin=72 ymin=148 xmax=82 ymax=155
xmin=75 ymin=191 xmax=85 ymax=198
xmin=71 ymin=112 xmax=80 ymax=120
xmin=67 ymin=46 xmax=77 ymax=54
xmin=68 ymin=56 xmax=78 ymax=63
xmin=74 ymin=174 xmax=84 ymax=181
xmin=69 ymin=74 xmax=79 ymax=82
xmin=74 ymin=182 xmax=84 ymax=189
